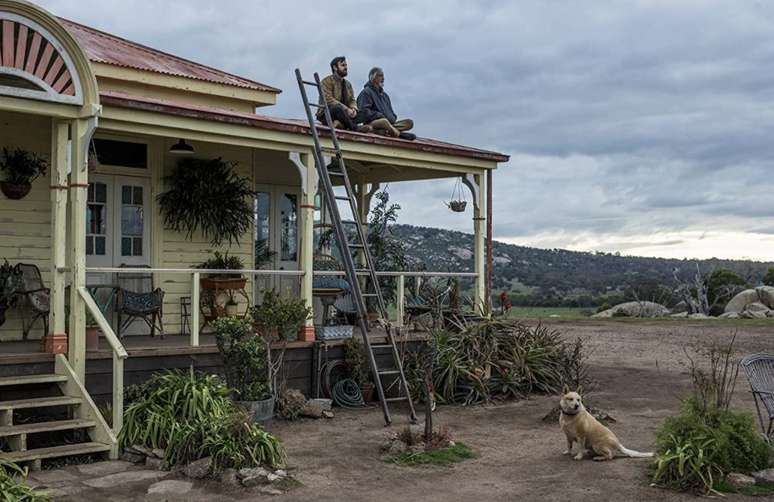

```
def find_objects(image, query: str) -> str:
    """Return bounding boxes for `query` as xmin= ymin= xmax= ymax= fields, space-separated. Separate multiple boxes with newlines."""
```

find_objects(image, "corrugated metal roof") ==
xmin=58 ymin=18 xmax=280 ymax=94
xmin=100 ymin=91 xmax=509 ymax=163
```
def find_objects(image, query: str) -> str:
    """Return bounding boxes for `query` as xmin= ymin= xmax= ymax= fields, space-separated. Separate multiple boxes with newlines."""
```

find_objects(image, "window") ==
xmin=93 ymin=139 xmax=147 ymax=169
xmin=121 ymin=185 xmax=144 ymax=256
xmin=86 ymin=182 xmax=107 ymax=256
xmin=280 ymin=193 xmax=298 ymax=261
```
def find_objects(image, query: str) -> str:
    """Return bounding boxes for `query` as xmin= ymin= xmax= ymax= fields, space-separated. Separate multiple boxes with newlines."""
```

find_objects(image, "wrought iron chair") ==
xmin=116 ymin=265 xmax=165 ymax=338
xmin=15 ymin=263 xmax=50 ymax=340
xmin=740 ymin=354 xmax=774 ymax=439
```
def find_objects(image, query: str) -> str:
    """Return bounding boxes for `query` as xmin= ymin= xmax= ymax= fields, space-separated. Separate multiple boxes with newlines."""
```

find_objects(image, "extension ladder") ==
xmin=295 ymin=68 xmax=417 ymax=426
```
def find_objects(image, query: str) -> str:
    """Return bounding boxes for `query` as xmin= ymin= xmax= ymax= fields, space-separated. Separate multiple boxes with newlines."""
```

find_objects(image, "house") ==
xmin=0 ymin=0 xmax=508 ymax=461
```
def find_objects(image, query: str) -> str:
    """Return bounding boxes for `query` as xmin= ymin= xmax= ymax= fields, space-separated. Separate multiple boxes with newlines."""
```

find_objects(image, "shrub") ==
xmin=276 ymin=389 xmax=307 ymax=421
xmin=196 ymin=251 xmax=244 ymax=274
xmin=344 ymin=337 xmax=372 ymax=387
xmin=0 ymin=459 xmax=49 ymax=501
xmin=653 ymin=400 xmax=769 ymax=494
xmin=213 ymin=317 xmax=270 ymax=401
xmin=166 ymin=410 xmax=285 ymax=469
xmin=120 ymin=369 xmax=285 ymax=472
xmin=250 ymin=290 xmax=311 ymax=342
xmin=121 ymin=370 xmax=235 ymax=449
xmin=653 ymin=334 xmax=770 ymax=494
xmin=405 ymin=320 xmax=592 ymax=405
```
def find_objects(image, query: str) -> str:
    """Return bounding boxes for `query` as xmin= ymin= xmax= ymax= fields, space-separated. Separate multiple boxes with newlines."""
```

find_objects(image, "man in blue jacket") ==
xmin=356 ymin=67 xmax=416 ymax=140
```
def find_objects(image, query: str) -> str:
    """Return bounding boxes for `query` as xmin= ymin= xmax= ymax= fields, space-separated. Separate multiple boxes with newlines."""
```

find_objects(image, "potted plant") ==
xmin=225 ymin=291 xmax=239 ymax=317
xmin=158 ymin=157 xmax=255 ymax=246
xmin=0 ymin=147 xmax=48 ymax=200
xmin=212 ymin=316 xmax=274 ymax=423
xmin=0 ymin=260 xmax=21 ymax=327
xmin=251 ymin=290 xmax=311 ymax=342
xmin=85 ymin=309 xmax=100 ymax=351
xmin=344 ymin=337 xmax=374 ymax=401
xmin=197 ymin=252 xmax=247 ymax=290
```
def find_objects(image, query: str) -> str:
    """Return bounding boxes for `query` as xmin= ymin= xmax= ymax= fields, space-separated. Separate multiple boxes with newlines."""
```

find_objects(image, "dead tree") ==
xmin=672 ymin=264 xmax=709 ymax=315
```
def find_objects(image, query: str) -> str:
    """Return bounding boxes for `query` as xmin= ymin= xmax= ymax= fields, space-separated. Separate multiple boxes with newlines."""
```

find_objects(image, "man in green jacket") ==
xmin=316 ymin=56 xmax=372 ymax=133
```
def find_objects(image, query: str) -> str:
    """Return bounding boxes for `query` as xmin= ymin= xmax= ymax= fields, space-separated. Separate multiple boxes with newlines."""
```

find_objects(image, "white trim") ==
xmin=0 ymin=11 xmax=83 ymax=105
xmin=288 ymin=151 xmax=308 ymax=195
xmin=461 ymin=173 xmax=480 ymax=211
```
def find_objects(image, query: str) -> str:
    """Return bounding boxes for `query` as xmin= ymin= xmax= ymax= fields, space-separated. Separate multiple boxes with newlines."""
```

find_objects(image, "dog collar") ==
xmin=561 ymin=409 xmax=580 ymax=416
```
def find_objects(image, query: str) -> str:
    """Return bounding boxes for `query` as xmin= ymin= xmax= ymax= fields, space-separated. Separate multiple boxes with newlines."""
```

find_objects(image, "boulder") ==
xmin=746 ymin=301 xmax=769 ymax=312
xmin=301 ymin=398 xmax=332 ymax=418
xmin=688 ymin=313 xmax=711 ymax=319
xmin=240 ymin=467 xmax=272 ymax=487
xmin=182 ymin=457 xmax=212 ymax=479
xmin=145 ymin=456 xmax=164 ymax=470
xmin=726 ymin=472 xmax=756 ymax=488
xmin=220 ymin=468 xmax=240 ymax=488
xmin=742 ymin=309 xmax=769 ymax=319
xmin=725 ymin=289 xmax=760 ymax=314
xmin=670 ymin=312 xmax=689 ymax=318
xmin=756 ymin=286 xmax=774 ymax=309
xmin=752 ymin=468 xmax=774 ymax=486
xmin=592 ymin=301 xmax=669 ymax=318
xmin=718 ymin=312 xmax=740 ymax=319
xmin=120 ymin=451 xmax=146 ymax=464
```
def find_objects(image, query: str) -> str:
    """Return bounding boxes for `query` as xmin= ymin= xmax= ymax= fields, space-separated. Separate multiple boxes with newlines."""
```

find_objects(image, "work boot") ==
xmin=356 ymin=124 xmax=373 ymax=133
xmin=398 ymin=132 xmax=416 ymax=141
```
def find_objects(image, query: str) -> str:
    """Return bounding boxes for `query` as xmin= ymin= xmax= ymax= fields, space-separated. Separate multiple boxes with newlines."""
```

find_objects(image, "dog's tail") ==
xmin=619 ymin=446 xmax=654 ymax=458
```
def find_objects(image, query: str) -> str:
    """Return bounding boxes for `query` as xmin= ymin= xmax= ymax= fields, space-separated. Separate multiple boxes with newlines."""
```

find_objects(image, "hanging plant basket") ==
xmin=0 ymin=181 xmax=31 ymax=200
xmin=446 ymin=200 xmax=467 ymax=212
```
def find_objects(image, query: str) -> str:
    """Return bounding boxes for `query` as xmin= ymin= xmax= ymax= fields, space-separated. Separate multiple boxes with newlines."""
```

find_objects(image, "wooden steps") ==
xmin=0 ymin=374 xmax=68 ymax=387
xmin=0 ymin=442 xmax=111 ymax=463
xmin=0 ymin=366 xmax=113 ymax=465
xmin=0 ymin=396 xmax=82 ymax=411
xmin=0 ymin=419 xmax=96 ymax=437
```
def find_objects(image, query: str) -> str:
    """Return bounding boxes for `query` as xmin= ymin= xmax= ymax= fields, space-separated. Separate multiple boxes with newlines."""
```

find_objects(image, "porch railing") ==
xmin=77 ymin=286 xmax=128 ymax=435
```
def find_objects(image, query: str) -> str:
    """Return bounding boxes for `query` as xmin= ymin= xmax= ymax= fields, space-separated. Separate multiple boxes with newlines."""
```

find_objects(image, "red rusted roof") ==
xmin=100 ymin=91 xmax=509 ymax=163
xmin=58 ymin=18 xmax=280 ymax=94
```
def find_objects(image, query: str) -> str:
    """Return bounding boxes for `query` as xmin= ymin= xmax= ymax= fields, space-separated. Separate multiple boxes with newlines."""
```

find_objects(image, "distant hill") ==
xmin=392 ymin=224 xmax=774 ymax=306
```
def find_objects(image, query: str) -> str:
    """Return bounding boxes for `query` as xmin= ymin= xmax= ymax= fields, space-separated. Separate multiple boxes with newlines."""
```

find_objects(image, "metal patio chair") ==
xmin=740 ymin=354 xmax=774 ymax=439
xmin=116 ymin=265 xmax=165 ymax=338
xmin=15 ymin=263 xmax=50 ymax=340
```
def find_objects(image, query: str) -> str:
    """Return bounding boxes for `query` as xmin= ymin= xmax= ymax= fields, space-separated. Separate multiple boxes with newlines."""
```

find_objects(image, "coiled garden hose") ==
xmin=331 ymin=378 xmax=365 ymax=409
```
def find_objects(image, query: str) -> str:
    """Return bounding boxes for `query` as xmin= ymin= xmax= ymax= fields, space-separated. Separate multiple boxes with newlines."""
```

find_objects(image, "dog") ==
xmin=559 ymin=386 xmax=653 ymax=461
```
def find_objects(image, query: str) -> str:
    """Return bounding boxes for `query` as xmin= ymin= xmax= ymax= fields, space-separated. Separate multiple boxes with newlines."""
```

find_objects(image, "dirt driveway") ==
xmin=272 ymin=320 xmax=771 ymax=502
xmin=50 ymin=320 xmax=772 ymax=501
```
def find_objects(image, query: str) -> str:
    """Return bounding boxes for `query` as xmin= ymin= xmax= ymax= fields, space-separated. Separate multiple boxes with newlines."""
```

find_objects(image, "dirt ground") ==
xmin=52 ymin=320 xmax=773 ymax=501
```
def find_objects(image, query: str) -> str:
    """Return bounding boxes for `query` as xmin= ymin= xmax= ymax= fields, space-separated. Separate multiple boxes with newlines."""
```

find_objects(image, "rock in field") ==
xmin=592 ymin=301 xmax=670 ymax=318
xmin=182 ymin=457 xmax=212 ymax=479
xmin=726 ymin=472 xmax=756 ymax=488
xmin=752 ymin=468 xmax=774 ymax=486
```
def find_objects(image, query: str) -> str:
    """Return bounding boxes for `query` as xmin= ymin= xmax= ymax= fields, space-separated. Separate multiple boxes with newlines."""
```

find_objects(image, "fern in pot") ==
xmin=0 ymin=147 xmax=48 ymax=200
xmin=212 ymin=317 xmax=274 ymax=423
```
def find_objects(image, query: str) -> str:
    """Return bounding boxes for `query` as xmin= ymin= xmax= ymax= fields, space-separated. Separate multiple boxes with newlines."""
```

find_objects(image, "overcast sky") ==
xmin=38 ymin=0 xmax=774 ymax=261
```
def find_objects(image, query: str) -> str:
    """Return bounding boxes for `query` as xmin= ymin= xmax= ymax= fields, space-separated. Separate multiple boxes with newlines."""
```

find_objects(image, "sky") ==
xmin=37 ymin=0 xmax=774 ymax=261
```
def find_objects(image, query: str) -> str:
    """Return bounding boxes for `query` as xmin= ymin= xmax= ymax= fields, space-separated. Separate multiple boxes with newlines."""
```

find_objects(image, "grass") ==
xmin=388 ymin=442 xmax=474 ymax=467
xmin=506 ymin=307 xmax=592 ymax=320
xmin=505 ymin=306 xmax=774 ymax=325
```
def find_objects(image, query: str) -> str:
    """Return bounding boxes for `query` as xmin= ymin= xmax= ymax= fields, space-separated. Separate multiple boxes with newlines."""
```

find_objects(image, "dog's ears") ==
xmin=562 ymin=384 xmax=570 ymax=395
xmin=576 ymin=385 xmax=584 ymax=396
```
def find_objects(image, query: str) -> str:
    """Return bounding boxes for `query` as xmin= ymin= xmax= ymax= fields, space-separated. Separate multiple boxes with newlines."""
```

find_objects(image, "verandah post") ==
xmin=473 ymin=173 xmax=487 ymax=314
xmin=299 ymin=152 xmax=318 ymax=340
xmin=47 ymin=119 xmax=69 ymax=354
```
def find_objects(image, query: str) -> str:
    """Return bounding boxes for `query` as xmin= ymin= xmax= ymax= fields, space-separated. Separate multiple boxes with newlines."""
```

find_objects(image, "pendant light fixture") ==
xmin=169 ymin=139 xmax=195 ymax=155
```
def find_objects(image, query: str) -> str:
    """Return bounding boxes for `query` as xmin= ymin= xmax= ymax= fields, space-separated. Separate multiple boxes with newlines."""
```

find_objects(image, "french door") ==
xmin=254 ymin=185 xmax=300 ymax=299
xmin=86 ymin=175 xmax=151 ymax=274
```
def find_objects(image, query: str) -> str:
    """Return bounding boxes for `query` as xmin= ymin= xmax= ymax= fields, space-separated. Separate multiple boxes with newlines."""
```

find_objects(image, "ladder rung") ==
xmin=385 ymin=397 xmax=408 ymax=402
xmin=307 ymin=102 xmax=322 ymax=108
xmin=301 ymin=80 xmax=319 ymax=86
xmin=348 ymin=243 xmax=365 ymax=248
xmin=328 ymin=171 xmax=346 ymax=177
xmin=371 ymin=344 xmax=394 ymax=349
xmin=341 ymin=220 xmax=359 ymax=225
xmin=378 ymin=370 xmax=401 ymax=376
xmin=335 ymin=196 xmax=351 ymax=201
xmin=362 ymin=293 xmax=379 ymax=298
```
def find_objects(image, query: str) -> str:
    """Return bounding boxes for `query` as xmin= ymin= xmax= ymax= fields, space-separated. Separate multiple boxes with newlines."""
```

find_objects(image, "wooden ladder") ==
xmin=295 ymin=68 xmax=417 ymax=426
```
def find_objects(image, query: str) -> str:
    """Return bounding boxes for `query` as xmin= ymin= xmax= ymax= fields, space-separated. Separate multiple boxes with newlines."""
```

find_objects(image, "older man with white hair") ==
xmin=357 ymin=67 xmax=416 ymax=140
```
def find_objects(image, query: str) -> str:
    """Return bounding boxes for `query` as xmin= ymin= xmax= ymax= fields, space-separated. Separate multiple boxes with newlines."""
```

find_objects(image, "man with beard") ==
xmin=356 ymin=67 xmax=416 ymax=140
xmin=317 ymin=56 xmax=372 ymax=133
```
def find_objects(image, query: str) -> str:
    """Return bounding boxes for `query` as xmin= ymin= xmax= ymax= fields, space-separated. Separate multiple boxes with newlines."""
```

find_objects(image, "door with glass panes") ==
xmin=254 ymin=185 xmax=299 ymax=299
xmin=86 ymin=175 xmax=151 ymax=273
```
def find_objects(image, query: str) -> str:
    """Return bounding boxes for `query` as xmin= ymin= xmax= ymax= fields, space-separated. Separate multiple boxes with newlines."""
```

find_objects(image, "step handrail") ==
xmin=78 ymin=287 xmax=127 ymax=438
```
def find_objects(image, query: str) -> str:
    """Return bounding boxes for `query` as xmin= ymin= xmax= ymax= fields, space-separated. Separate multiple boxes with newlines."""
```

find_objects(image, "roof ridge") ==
xmin=57 ymin=17 xmax=281 ymax=93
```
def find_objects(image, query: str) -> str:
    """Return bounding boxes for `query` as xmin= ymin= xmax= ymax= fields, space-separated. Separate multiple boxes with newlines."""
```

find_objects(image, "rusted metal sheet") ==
xmin=100 ymin=91 xmax=510 ymax=163
xmin=58 ymin=18 xmax=281 ymax=94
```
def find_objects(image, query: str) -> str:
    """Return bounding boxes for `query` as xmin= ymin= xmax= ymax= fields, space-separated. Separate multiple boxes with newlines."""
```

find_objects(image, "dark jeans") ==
xmin=318 ymin=104 xmax=365 ymax=131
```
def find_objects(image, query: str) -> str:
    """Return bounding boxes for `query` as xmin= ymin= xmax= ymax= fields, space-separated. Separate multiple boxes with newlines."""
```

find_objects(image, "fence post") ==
xmin=396 ymin=274 xmax=405 ymax=328
xmin=191 ymin=272 xmax=200 ymax=347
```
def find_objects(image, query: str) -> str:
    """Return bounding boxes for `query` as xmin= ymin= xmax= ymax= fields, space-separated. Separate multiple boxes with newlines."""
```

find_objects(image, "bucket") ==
xmin=237 ymin=396 xmax=275 ymax=425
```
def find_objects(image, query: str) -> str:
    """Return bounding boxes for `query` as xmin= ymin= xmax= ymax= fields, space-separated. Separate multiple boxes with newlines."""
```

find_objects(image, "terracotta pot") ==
xmin=0 ymin=182 xmax=31 ymax=200
xmin=298 ymin=325 xmax=315 ymax=342
xmin=359 ymin=382 xmax=375 ymax=402
xmin=200 ymin=276 xmax=247 ymax=291
xmin=86 ymin=326 xmax=99 ymax=351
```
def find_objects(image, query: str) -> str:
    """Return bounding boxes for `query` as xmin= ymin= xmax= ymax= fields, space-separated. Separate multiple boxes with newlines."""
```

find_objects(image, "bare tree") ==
xmin=672 ymin=264 xmax=709 ymax=315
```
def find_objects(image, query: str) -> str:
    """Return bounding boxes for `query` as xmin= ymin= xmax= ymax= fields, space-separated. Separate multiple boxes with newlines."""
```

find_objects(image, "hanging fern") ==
xmin=158 ymin=158 xmax=255 ymax=246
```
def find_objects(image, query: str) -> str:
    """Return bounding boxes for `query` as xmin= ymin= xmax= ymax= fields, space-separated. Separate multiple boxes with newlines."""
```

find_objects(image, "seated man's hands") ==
xmin=346 ymin=107 xmax=357 ymax=118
